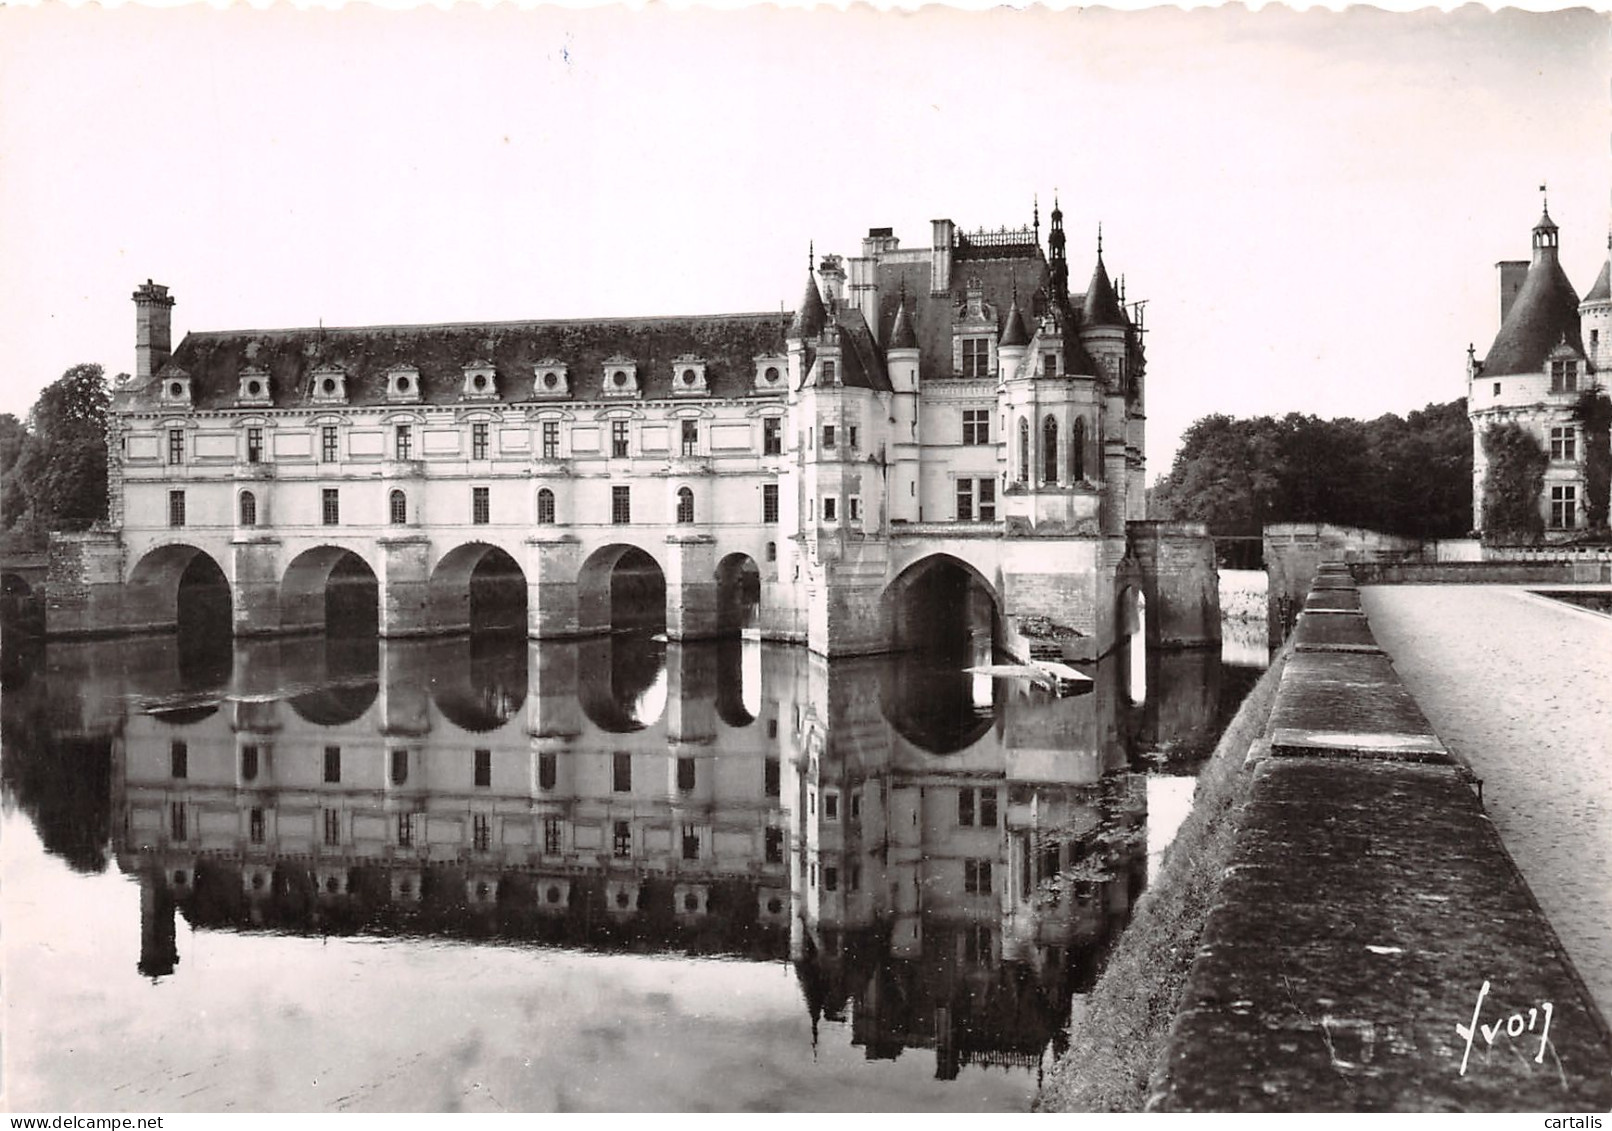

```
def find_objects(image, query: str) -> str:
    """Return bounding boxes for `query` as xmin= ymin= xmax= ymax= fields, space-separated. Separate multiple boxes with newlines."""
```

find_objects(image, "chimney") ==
xmin=1495 ymin=261 xmax=1528 ymax=325
xmin=134 ymin=280 xmax=175 ymax=383
xmin=930 ymin=219 xmax=955 ymax=295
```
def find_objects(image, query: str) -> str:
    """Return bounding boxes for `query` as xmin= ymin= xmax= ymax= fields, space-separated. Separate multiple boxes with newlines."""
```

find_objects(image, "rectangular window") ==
xmin=613 ymin=752 xmax=632 ymax=792
xmin=850 ymin=790 xmax=861 ymax=821
xmin=247 ymin=427 xmax=263 ymax=463
xmin=763 ymin=483 xmax=780 ymax=524
xmin=765 ymin=827 xmax=784 ymax=865
xmin=958 ymin=787 xmax=975 ymax=826
xmin=965 ymin=859 xmax=993 ymax=895
xmin=962 ymin=409 xmax=990 ymax=445
xmin=1493 ymin=382 xmax=1502 ymax=397
xmin=821 ymin=361 xmax=836 ymax=384
xmin=249 ymin=807 xmax=265 ymax=844
xmin=962 ymin=337 xmax=990 ymax=378
xmin=539 ymin=752 xmax=557 ymax=790
xmin=324 ymin=809 xmax=341 ymax=847
xmin=1550 ymin=360 xmax=1579 ymax=394
xmin=681 ymin=420 xmax=698 ymax=456
xmin=170 ymin=740 xmax=187 ymax=778
xmin=822 ymin=424 xmax=836 ymax=450
xmin=1551 ymin=484 xmax=1578 ymax=529
xmin=822 ymin=496 xmax=837 ymax=521
xmin=397 ymin=812 xmax=414 ymax=847
xmin=321 ymin=425 xmax=338 ymax=462
xmin=323 ymin=745 xmax=341 ymax=784
xmin=472 ymin=486 xmax=490 ymax=525
xmin=170 ymin=802 xmax=187 ymax=842
xmin=765 ymin=756 xmax=780 ymax=797
xmin=677 ymin=757 xmax=696 ymax=792
xmin=473 ymin=813 xmax=491 ymax=851
xmin=544 ymin=817 xmax=563 ymax=855
xmin=611 ymin=420 xmax=630 ymax=458
xmin=322 ymin=488 xmax=340 ymax=526
xmin=613 ymin=820 xmax=632 ymax=858
xmin=824 ymin=791 xmax=839 ymax=822
xmin=763 ymin=417 xmax=782 ymax=456
xmin=682 ymin=825 xmax=700 ymax=861
xmin=1043 ymin=352 xmax=1058 ymax=376
xmin=848 ymin=424 xmax=859 ymax=451
xmin=823 ymin=866 xmax=838 ymax=893
xmin=471 ymin=423 xmax=489 ymax=460
xmin=980 ymin=787 xmax=998 ymax=827
xmin=168 ymin=490 xmax=186 ymax=528
xmin=395 ymin=425 xmax=412 ymax=460
xmin=1550 ymin=426 xmax=1578 ymax=461
xmin=542 ymin=421 xmax=560 ymax=459
xmin=612 ymin=485 xmax=631 ymax=524
xmin=978 ymin=479 xmax=996 ymax=522
xmin=390 ymin=748 xmax=408 ymax=786
xmin=956 ymin=478 xmax=974 ymax=522
xmin=241 ymin=745 xmax=259 ymax=782
xmin=167 ymin=428 xmax=184 ymax=465
xmin=474 ymin=748 xmax=491 ymax=788
xmin=848 ymin=496 xmax=861 ymax=522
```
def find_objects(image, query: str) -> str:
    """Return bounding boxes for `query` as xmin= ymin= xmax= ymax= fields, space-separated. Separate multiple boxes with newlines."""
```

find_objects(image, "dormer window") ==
xmin=1550 ymin=358 xmax=1580 ymax=394
xmin=534 ymin=360 xmax=570 ymax=399
xmin=962 ymin=338 xmax=990 ymax=378
xmin=310 ymin=365 xmax=348 ymax=404
xmin=602 ymin=355 xmax=640 ymax=398
xmin=237 ymin=366 xmax=271 ymax=406
xmin=160 ymin=368 xmax=193 ymax=408
xmin=461 ymin=361 xmax=498 ymax=401
xmin=753 ymin=355 xmax=786 ymax=393
xmin=387 ymin=365 xmax=422 ymax=404
xmin=671 ymin=355 xmax=709 ymax=397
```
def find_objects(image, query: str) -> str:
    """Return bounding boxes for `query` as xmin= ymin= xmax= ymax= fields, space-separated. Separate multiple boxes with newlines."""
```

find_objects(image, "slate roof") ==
xmin=873 ymin=251 xmax=1056 ymax=378
xmin=888 ymin=300 xmax=917 ymax=350
xmin=1584 ymin=256 xmax=1611 ymax=306
xmin=789 ymin=271 xmax=828 ymax=340
xmin=118 ymin=312 xmax=794 ymax=411
xmin=1081 ymin=256 xmax=1125 ymax=327
xmin=801 ymin=305 xmax=891 ymax=393
xmin=1482 ymin=254 xmax=1585 ymax=376
xmin=999 ymin=294 xmax=1030 ymax=346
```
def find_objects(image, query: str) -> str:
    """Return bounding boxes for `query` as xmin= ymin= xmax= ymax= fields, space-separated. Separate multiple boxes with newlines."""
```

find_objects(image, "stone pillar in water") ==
xmin=376 ymin=535 xmax=432 ymax=637
xmin=664 ymin=533 xmax=718 ymax=640
xmin=525 ymin=535 xmax=580 ymax=638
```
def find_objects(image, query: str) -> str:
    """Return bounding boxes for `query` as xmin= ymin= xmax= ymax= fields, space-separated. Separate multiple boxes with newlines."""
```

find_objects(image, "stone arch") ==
xmin=715 ymin=552 xmax=761 ymax=636
xmin=280 ymin=546 xmax=378 ymax=636
xmin=577 ymin=543 xmax=667 ymax=634
xmin=127 ymin=543 xmax=233 ymax=637
xmin=882 ymin=553 xmax=1001 ymax=654
xmin=430 ymin=542 xmax=528 ymax=634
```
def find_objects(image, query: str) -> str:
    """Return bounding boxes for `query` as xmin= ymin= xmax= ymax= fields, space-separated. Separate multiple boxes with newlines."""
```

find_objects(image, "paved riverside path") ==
xmin=1361 ymin=584 xmax=1612 ymax=1023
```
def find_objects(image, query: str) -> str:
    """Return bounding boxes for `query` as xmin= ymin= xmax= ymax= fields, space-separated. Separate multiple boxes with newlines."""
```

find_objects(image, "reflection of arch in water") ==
xmin=712 ymin=637 xmax=762 ymax=727
xmin=281 ymin=546 xmax=378 ymax=636
xmin=576 ymin=633 xmax=667 ymax=733
xmin=876 ymin=651 xmax=996 ymax=755
xmin=1118 ymin=585 xmax=1147 ymax=705
xmin=577 ymin=544 xmax=666 ymax=634
xmin=715 ymin=553 xmax=761 ymax=636
xmin=882 ymin=554 xmax=1000 ymax=656
xmin=127 ymin=544 xmax=233 ymax=637
xmin=283 ymin=634 xmax=381 ymax=726
xmin=430 ymin=543 xmax=528 ymax=634
xmin=429 ymin=633 xmax=529 ymax=733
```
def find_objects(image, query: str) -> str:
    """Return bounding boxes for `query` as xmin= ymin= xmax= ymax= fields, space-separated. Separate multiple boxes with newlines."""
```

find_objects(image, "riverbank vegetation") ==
xmin=1150 ymin=401 xmax=1471 ymax=539
xmin=1 ymin=364 xmax=113 ymax=535
xmin=1038 ymin=643 xmax=1290 ymax=1113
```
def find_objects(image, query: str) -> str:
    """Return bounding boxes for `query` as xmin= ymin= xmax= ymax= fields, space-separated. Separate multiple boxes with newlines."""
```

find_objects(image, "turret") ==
xmin=133 ymin=280 xmax=175 ymax=384
xmin=1580 ymin=229 xmax=1611 ymax=373
xmin=887 ymin=294 xmax=921 ymax=523
xmin=997 ymin=287 xmax=1030 ymax=382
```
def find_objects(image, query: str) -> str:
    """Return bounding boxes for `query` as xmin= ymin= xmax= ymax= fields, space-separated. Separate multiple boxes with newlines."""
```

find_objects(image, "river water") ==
xmin=0 ymin=625 xmax=1260 ymax=1113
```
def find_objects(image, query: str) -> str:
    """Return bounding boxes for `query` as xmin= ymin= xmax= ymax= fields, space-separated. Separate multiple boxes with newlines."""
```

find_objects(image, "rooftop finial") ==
xmin=1097 ymin=222 xmax=1104 ymax=256
xmin=1541 ymin=181 xmax=1548 ymax=213
xmin=809 ymin=241 xmax=815 ymax=273
xmin=1033 ymin=193 xmax=1040 ymax=244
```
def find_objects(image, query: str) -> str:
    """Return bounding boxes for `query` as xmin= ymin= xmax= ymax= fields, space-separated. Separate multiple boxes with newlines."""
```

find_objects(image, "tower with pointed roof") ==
xmin=1469 ymin=199 xmax=1601 ymax=539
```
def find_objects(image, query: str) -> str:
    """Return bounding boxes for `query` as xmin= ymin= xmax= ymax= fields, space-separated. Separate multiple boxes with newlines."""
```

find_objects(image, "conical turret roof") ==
xmin=789 ymin=271 xmax=827 ymax=339
xmin=1483 ymin=253 xmax=1584 ymax=375
xmin=1584 ymin=255 xmax=1611 ymax=306
xmin=999 ymin=293 xmax=1029 ymax=347
xmin=888 ymin=299 xmax=917 ymax=350
xmin=1081 ymin=256 xmax=1125 ymax=327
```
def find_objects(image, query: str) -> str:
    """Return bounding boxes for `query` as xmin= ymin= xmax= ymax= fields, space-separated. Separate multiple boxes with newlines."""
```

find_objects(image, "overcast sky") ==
xmin=2 ymin=3 xmax=1608 ymax=479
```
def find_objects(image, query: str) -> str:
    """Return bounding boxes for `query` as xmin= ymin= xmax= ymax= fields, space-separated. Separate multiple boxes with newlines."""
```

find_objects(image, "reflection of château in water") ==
xmin=6 ymin=630 xmax=1234 ymax=1077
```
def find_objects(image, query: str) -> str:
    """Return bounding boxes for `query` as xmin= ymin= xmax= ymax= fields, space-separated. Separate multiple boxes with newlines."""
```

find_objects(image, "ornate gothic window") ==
xmin=1017 ymin=418 xmax=1030 ymax=483
xmin=1042 ymin=416 xmax=1059 ymax=484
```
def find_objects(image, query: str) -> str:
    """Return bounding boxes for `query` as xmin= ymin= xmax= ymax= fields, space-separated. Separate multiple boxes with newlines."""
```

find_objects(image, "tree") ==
xmin=1480 ymin=421 xmax=1547 ymax=545
xmin=13 ymin=364 xmax=111 ymax=532
xmin=1571 ymin=385 xmax=1612 ymax=534
xmin=0 ymin=413 xmax=32 ymax=531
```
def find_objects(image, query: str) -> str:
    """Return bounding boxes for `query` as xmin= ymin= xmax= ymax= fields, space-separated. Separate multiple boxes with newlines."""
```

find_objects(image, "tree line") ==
xmin=1149 ymin=401 xmax=1474 ymax=539
xmin=1 ymin=364 xmax=113 ymax=539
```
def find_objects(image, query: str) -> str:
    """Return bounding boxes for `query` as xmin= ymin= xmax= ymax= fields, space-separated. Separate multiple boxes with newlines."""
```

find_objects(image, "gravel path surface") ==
xmin=1360 ymin=585 xmax=1612 ymax=1021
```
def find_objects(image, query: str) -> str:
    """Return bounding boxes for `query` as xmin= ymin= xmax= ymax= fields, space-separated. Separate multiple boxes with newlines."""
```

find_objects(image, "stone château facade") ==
xmin=1468 ymin=203 xmax=1612 ymax=539
xmin=49 ymin=200 xmax=1218 ymax=657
